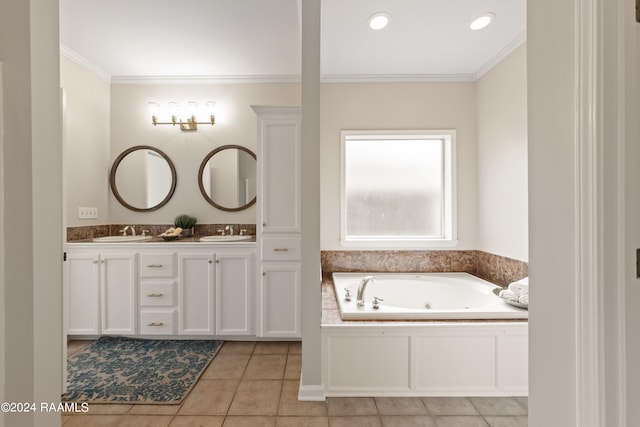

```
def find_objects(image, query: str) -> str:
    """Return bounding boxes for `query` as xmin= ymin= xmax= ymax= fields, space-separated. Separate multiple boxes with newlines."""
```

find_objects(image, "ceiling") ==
xmin=59 ymin=0 xmax=526 ymax=83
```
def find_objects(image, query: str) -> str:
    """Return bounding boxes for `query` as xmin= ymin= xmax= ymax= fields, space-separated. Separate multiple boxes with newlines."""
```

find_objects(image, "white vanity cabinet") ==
xmin=100 ymin=254 xmax=137 ymax=335
xmin=178 ymin=249 xmax=254 ymax=337
xmin=253 ymin=106 xmax=302 ymax=338
xmin=215 ymin=251 xmax=254 ymax=336
xmin=64 ymin=250 xmax=136 ymax=336
xmin=139 ymin=252 xmax=178 ymax=336
xmin=64 ymin=243 xmax=256 ymax=338
xmin=179 ymin=252 xmax=215 ymax=335
xmin=65 ymin=253 xmax=100 ymax=335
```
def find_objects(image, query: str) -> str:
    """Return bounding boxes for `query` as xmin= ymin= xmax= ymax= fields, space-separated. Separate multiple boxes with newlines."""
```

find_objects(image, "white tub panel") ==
xmin=322 ymin=323 xmax=528 ymax=396
xmin=497 ymin=333 xmax=528 ymax=393
xmin=326 ymin=335 xmax=410 ymax=392
xmin=415 ymin=335 xmax=496 ymax=392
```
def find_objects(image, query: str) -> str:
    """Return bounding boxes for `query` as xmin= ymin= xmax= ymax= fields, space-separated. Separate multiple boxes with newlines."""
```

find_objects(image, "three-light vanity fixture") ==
xmin=148 ymin=101 xmax=216 ymax=131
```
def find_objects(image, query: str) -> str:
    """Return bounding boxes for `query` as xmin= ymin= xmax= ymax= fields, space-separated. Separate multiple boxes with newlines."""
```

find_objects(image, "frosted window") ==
xmin=341 ymin=131 xmax=456 ymax=246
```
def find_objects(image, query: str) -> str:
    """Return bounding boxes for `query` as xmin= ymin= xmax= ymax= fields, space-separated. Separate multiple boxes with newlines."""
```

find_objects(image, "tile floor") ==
xmin=63 ymin=341 xmax=528 ymax=427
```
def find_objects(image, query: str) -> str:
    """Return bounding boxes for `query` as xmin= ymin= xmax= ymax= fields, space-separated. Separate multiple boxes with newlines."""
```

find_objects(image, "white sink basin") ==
xmin=199 ymin=235 xmax=253 ymax=242
xmin=93 ymin=235 xmax=153 ymax=243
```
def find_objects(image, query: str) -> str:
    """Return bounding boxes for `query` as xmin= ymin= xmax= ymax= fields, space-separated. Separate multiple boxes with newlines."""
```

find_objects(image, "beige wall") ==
xmin=476 ymin=44 xmax=528 ymax=261
xmin=64 ymin=62 xmax=528 ymax=261
xmin=320 ymin=82 xmax=478 ymax=250
xmin=109 ymin=82 xmax=300 ymax=225
xmin=61 ymin=56 xmax=111 ymax=227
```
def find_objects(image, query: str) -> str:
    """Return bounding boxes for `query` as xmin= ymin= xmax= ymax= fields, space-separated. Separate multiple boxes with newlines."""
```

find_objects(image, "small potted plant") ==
xmin=174 ymin=214 xmax=197 ymax=237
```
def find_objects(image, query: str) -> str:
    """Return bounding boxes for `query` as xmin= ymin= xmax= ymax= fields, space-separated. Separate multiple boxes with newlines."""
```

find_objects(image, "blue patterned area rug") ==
xmin=62 ymin=337 xmax=223 ymax=404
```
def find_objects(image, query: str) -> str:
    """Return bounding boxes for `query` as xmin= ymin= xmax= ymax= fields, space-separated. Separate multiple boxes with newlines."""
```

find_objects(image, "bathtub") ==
xmin=332 ymin=272 xmax=528 ymax=320
xmin=322 ymin=272 xmax=529 ymax=397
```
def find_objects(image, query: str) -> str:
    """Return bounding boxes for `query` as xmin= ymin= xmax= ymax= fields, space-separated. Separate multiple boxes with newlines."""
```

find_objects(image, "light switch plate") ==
xmin=78 ymin=207 xmax=98 ymax=219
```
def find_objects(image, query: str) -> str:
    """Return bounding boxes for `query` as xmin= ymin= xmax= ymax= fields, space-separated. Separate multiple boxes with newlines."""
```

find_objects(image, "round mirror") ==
xmin=109 ymin=145 xmax=177 ymax=212
xmin=198 ymin=145 xmax=257 ymax=212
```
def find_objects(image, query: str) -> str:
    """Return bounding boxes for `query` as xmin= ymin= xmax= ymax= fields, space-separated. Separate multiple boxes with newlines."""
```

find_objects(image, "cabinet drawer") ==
xmin=139 ymin=253 xmax=176 ymax=277
xmin=140 ymin=310 xmax=176 ymax=335
xmin=261 ymin=237 xmax=301 ymax=261
xmin=140 ymin=282 xmax=175 ymax=306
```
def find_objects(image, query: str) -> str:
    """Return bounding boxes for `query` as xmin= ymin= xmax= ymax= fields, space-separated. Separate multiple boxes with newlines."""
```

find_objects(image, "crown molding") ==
xmin=62 ymin=34 xmax=526 ymax=85
xmin=473 ymin=32 xmax=527 ymax=81
xmin=110 ymin=74 xmax=301 ymax=85
xmin=320 ymin=73 xmax=476 ymax=83
xmin=59 ymin=44 xmax=111 ymax=82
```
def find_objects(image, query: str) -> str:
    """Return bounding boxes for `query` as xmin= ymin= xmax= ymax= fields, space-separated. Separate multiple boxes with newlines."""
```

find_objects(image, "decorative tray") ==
xmin=492 ymin=288 xmax=528 ymax=309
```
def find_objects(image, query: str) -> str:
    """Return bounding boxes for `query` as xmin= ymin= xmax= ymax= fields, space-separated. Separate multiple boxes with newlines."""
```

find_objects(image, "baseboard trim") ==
xmin=298 ymin=381 xmax=325 ymax=401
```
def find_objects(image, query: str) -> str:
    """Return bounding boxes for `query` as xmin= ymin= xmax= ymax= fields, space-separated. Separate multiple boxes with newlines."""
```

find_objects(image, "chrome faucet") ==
xmin=119 ymin=225 xmax=136 ymax=236
xmin=356 ymin=276 xmax=376 ymax=306
xmin=225 ymin=225 xmax=234 ymax=236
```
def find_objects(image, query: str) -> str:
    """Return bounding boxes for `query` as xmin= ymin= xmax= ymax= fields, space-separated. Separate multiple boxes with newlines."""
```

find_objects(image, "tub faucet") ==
xmin=356 ymin=276 xmax=376 ymax=306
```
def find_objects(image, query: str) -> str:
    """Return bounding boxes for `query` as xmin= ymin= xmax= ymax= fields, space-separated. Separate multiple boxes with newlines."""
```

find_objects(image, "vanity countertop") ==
xmin=67 ymin=235 xmax=256 ymax=245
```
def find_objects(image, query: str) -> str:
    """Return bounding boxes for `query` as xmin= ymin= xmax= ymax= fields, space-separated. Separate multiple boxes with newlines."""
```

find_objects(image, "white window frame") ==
xmin=340 ymin=130 xmax=458 ymax=248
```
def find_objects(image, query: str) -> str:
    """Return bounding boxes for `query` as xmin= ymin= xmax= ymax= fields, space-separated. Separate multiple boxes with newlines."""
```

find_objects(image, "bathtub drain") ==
xmin=424 ymin=303 xmax=432 ymax=309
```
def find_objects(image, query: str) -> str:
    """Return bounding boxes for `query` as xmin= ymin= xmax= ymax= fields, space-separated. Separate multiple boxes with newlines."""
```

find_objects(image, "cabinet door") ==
xmin=259 ymin=264 xmax=301 ymax=338
xmin=259 ymin=116 xmax=301 ymax=233
xmin=179 ymin=253 xmax=214 ymax=335
xmin=215 ymin=252 xmax=253 ymax=336
xmin=100 ymin=254 xmax=137 ymax=335
xmin=65 ymin=253 xmax=100 ymax=335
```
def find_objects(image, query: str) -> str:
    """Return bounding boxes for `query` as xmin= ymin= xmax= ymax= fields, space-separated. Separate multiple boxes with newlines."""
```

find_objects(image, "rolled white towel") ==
xmin=518 ymin=294 xmax=529 ymax=305
xmin=499 ymin=289 xmax=519 ymax=302
xmin=508 ymin=277 xmax=529 ymax=297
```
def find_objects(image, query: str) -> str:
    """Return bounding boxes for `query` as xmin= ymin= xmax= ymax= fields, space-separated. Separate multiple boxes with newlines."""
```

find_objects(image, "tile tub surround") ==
xmin=475 ymin=251 xmax=528 ymax=286
xmin=67 ymin=224 xmax=257 ymax=242
xmin=321 ymin=250 xmax=528 ymax=287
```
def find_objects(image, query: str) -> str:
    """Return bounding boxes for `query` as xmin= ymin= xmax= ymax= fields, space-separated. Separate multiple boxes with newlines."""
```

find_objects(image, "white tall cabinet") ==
xmin=253 ymin=106 xmax=302 ymax=338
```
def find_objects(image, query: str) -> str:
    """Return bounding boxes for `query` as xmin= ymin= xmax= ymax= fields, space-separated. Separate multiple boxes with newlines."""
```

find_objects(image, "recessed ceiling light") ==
xmin=470 ymin=13 xmax=495 ymax=30
xmin=368 ymin=12 xmax=390 ymax=30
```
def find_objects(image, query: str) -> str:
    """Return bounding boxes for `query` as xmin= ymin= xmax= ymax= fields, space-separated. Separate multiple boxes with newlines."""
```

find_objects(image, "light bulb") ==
xmin=147 ymin=102 xmax=160 ymax=114
xmin=187 ymin=101 xmax=198 ymax=117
